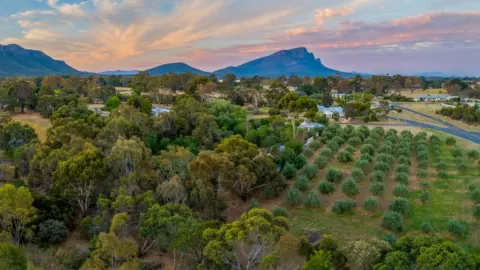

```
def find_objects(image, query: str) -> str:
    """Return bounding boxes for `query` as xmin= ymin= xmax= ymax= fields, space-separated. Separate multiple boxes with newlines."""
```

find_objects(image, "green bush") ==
xmin=381 ymin=234 xmax=397 ymax=245
xmin=337 ymin=150 xmax=354 ymax=163
xmin=363 ymin=197 xmax=378 ymax=212
xmin=361 ymin=144 xmax=375 ymax=156
xmin=473 ymin=205 xmax=480 ymax=219
xmin=371 ymin=170 xmax=386 ymax=183
xmin=468 ymin=184 xmax=478 ymax=192
xmin=341 ymin=178 xmax=360 ymax=197
xmin=451 ymin=148 xmax=463 ymax=158
xmin=304 ymin=190 xmax=321 ymax=208
xmin=326 ymin=141 xmax=339 ymax=152
xmin=396 ymin=164 xmax=410 ymax=174
xmin=446 ymin=220 xmax=466 ymax=237
xmin=284 ymin=187 xmax=302 ymax=206
xmin=417 ymin=160 xmax=429 ymax=169
xmin=325 ymin=168 xmax=343 ymax=183
xmin=38 ymin=219 xmax=69 ymax=245
xmin=350 ymin=168 xmax=365 ymax=182
xmin=416 ymin=151 xmax=428 ymax=162
xmin=273 ymin=207 xmax=289 ymax=217
xmin=388 ymin=198 xmax=410 ymax=215
xmin=416 ymin=170 xmax=428 ymax=178
xmin=467 ymin=150 xmax=480 ymax=160
xmin=347 ymin=136 xmax=362 ymax=146
xmin=381 ymin=211 xmax=405 ymax=233
xmin=419 ymin=180 xmax=431 ymax=189
xmin=437 ymin=170 xmax=448 ymax=179
xmin=295 ymin=175 xmax=310 ymax=191
xmin=248 ymin=199 xmax=260 ymax=211
xmin=303 ymin=148 xmax=314 ymax=158
xmin=331 ymin=199 xmax=357 ymax=214
xmin=420 ymin=191 xmax=431 ymax=204
xmin=356 ymin=160 xmax=369 ymax=172
xmin=314 ymin=155 xmax=329 ymax=169
xmin=393 ymin=184 xmax=409 ymax=198
xmin=318 ymin=181 xmax=335 ymax=194
xmin=420 ymin=220 xmax=434 ymax=233
xmin=457 ymin=162 xmax=469 ymax=173
xmin=369 ymin=182 xmax=385 ymax=196
xmin=373 ymin=162 xmax=390 ymax=173
xmin=435 ymin=161 xmax=447 ymax=171
xmin=282 ymin=163 xmax=296 ymax=179
xmin=301 ymin=164 xmax=318 ymax=179
xmin=445 ymin=136 xmax=456 ymax=146
xmin=309 ymin=140 xmax=322 ymax=151
xmin=344 ymin=145 xmax=356 ymax=154
xmin=320 ymin=148 xmax=334 ymax=159
xmin=377 ymin=154 xmax=394 ymax=165
xmin=364 ymin=138 xmax=377 ymax=148
xmin=394 ymin=172 xmax=409 ymax=185
xmin=470 ymin=189 xmax=480 ymax=204
xmin=397 ymin=156 xmax=411 ymax=166
xmin=359 ymin=153 xmax=373 ymax=163
xmin=294 ymin=155 xmax=308 ymax=169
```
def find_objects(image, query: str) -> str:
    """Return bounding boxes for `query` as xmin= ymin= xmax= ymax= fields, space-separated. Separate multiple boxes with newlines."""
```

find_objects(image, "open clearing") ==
xmin=398 ymin=89 xmax=446 ymax=98
xmin=11 ymin=112 xmax=51 ymax=141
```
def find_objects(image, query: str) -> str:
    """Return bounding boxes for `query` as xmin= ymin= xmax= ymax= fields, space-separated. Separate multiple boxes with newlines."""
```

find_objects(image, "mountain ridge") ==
xmin=146 ymin=62 xmax=209 ymax=75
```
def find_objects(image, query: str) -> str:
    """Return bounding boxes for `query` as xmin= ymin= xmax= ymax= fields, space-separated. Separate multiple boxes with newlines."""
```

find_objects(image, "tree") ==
xmin=38 ymin=219 xmax=69 ymax=245
xmin=8 ymin=80 xmax=36 ymax=113
xmin=0 ymin=242 xmax=27 ymax=270
xmin=416 ymin=241 xmax=475 ymax=270
xmin=1 ymin=121 xmax=38 ymax=151
xmin=322 ymin=93 xmax=333 ymax=107
xmin=156 ymin=176 xmax=186 ymax=204
xmin=0 ymin=184 xmax=36 ymax=244
xmin=302 ymin=250 xmax=332 ymax=270
xmin=104 ymin=96 xmax=122 ymax=111
xmin=203 ymin=208 xmax=289 ymax=270
xmin=192 ymin=113 xmax=222 ymax=149
xmin=54 ymin=146 xmax=106 ymax=216
xmin=345 ymin=239 xmax=391 ymax=269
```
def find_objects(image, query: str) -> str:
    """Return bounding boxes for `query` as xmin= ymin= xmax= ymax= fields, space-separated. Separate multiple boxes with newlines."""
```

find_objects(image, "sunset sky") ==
xmin=1 ymin=0 xmax=479 ymax=75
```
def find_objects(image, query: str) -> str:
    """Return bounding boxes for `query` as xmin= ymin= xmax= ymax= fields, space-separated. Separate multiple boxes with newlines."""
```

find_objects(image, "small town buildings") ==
xmin=317 ymin=105 xmax=345 ymax=118
xmin=418 ymin=94 xmax=456 ymax=102
xmin=152 ymin=107 xmax=170 ymax=116
xmin=298 ymin=120 xmax=325 ymax=129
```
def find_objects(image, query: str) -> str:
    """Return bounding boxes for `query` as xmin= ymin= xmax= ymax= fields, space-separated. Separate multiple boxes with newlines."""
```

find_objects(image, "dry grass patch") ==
xmin=11 ymin=112 xmax=51 ymax=141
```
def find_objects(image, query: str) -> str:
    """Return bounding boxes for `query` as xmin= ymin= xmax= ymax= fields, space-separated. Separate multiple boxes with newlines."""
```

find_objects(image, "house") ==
xmin=298 ymin=120 xmax=325 ymax=129
xmin=317 ymin=105 xmax=344 ymax=118
xmin=152 ymin=107 xmax=170 ymax=116
xmin=418 ymin=94 xmax=452 ymax=102
xmin=332 ymin=93 xmax=346 ymax=99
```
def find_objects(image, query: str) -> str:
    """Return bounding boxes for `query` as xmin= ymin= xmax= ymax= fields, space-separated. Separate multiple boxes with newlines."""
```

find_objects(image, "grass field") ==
xmin=11 ymin=112 xmax=51 ymax=141
xmin=399 ymin=89 xmax=446 ymax=98
xmin=256 ymin=126 xmax=480 ymax=248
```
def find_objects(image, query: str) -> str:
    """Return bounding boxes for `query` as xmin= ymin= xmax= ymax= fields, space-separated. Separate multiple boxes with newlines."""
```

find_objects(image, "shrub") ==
xmin=467 ymin=150 xmax=480 ymax=160
xmin=350 ymin=168 xmax=365 ymax=182
xmin=326 ymin=141 xmax=339 ymax=152
xmin=381 ymin=211 xmax=405 ymax=233
xmin=320 ymin=148 xmax=334 ymax=159
xmin=373 ymin=162 xmax=390 ymax=173
xmin=318 ymin=181 xmax=335 ymax=194
xmin=337 ymin=150 xmax=354 ymax=163
xmin=419 ymin=180 xmax=431 ymax=189
xmin=364 ymin=138 xmax=377 ymax=148
xmin=284 ymin=187 xmax=302 ymax=206
xmin=38 ymin=219 xmax=69 ymax=245
xmin=446 ymin=220 xmax=466 ymax=237
xmin=359 ymin=153 xmax=373 ymax=163
xmin=393 ymin=184 xmax=409 ymax=198
xmin=309 ymin=140 xmax=322 ymax=151
xmin=451 ymin=148 xmax=463 ymax=158
xmin=282 ymin=163 xmax=296 ymax=179
xmin=304 ymin=190 xmax=321 ymax=208
xmin=356 ymin=160 xmax=369 ymax=172
xmin=371 ymin=170 xmax=386 ymax=183
xmin=473 ymin=205 xmax=480 ymax=219
xmin=381 ymin=234 xmax=397 ymax=245
xmin=361 ymin=144 xmax=375 ymax=156
xmin=370 ymin=182 xmax=385 ymax=196
xmin=420 ymin=191 xmax=430 ymax=204
xmin=435 ymin=161 xmax=447 ymax=171
xmin=416 ymin=170 xmax=428 ymax=178
xmin=396 ymin=164 xmax=410 ymax=174
xmin=394 ymin=172 xmax=409 ymax=185
xmin=416 ymin=151 xmax=428 ymax=162
xmin=303 ymin=148 xmax=314 ymax=158
xmin=314 ymin=155 xmax=329 ymax=169
xmin=468 ymin=184 xmax=478 ymax=192
xmin=445 ymin=136 xmax=456 ymax=146
xmin=331 ymin=199 xmax=357 ymax=214
xmin=417 ymin=160 xmax=429 ymax=169
xmin=457 ymin=162 xmax=468 ymax=173
xmin=388 ymin=198 xmax=410 ymax=215
xmin=295 ymin=175 xmax=310 ymax=191
xmin=301 ymin=164 xmax=318 ymax=179
xmin=377 ymin=154 xmax=395 ymax=165
xmin=363 ymin=197 xmax=378 ymax=212
xmin=344 ymin=145 xmax=356 ymax=154
xmin=397 ymin=156 xmax=411 ymax=166
xmin=294 ymin=155 xmax=308 ymax=169
xmin=470 ymin=189 xmax=480 ymax=204
xmin=347 ymin=136 xmax=362 ymax=146
xmin=325 ymin=168 xmax=343 ymax=183
xmin=420 ymin=220 xmax=434 ymax=233
xmin=342 ymin=178 xmax=360 ymax=197
xmin=273 ymin=207 xmax=289 ymax=217
xmin=437 ymin=170 xmax=448 ymax=179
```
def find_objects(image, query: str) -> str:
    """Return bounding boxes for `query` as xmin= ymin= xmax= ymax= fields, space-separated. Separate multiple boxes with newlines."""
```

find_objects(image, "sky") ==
xmin=1 ymin=0 xmax=480 ymax=76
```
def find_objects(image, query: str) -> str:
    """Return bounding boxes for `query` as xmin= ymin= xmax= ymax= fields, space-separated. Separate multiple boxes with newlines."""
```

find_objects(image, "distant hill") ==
xmin=145 ymin=62 xmax=209 ymax=75
xmin=214 ymin=47 xmax=354 ymax=78
xmin=100 ymin=70 xmax=140 ymax=75
xmin=0 ymin=44 xmax=86 ymax=77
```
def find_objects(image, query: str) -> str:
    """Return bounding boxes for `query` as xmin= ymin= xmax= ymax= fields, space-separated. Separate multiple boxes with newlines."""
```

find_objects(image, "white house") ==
xmin=152 ymin=107 xmax=170 ymax=116
xmin=317 ymin=105 xmax=344 ymax=118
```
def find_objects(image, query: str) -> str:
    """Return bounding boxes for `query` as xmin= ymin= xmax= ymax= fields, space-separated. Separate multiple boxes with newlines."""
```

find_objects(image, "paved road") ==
xmin=389 ymin=104 xmax=480 ymax=144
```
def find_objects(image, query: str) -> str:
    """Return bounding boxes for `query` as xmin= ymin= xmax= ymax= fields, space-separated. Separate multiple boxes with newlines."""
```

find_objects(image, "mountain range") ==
xmin=0 ymin=44 xmax=356 ymax=78
xmin=0 ymin=44 xmax=86 ymax=77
